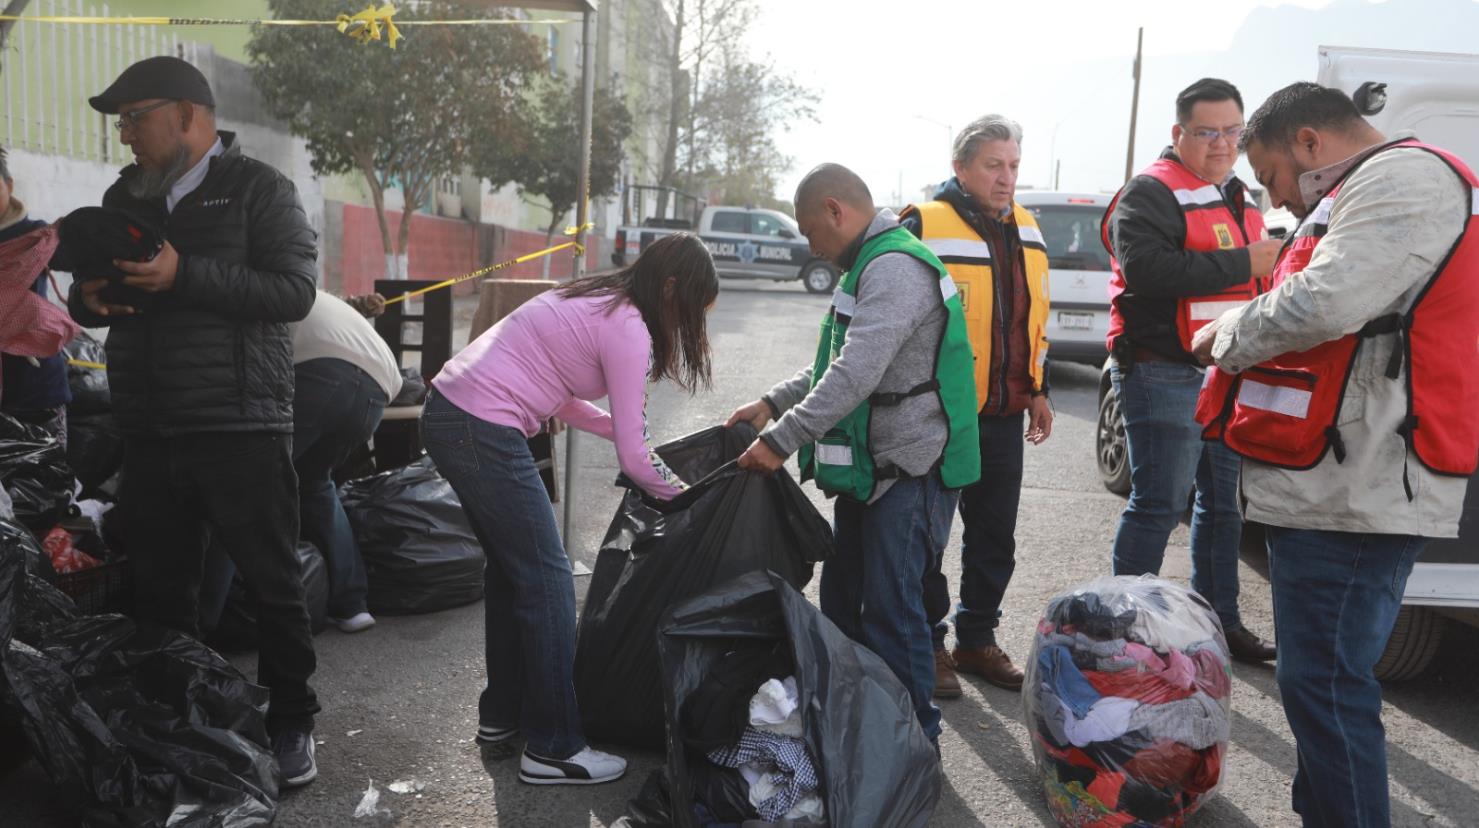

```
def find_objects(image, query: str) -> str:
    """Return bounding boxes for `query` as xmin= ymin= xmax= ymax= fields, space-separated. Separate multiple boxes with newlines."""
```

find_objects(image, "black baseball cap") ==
xmin=89 ymin=56 xmax=215 ymax=114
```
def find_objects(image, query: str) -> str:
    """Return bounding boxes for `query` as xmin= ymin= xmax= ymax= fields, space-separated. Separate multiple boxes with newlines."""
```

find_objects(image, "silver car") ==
xmin=1017 ymin=191 xmax=1114 ymax=365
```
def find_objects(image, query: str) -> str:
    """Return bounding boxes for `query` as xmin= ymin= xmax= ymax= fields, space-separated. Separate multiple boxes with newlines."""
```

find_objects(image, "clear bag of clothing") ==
xmin=1023 ymin=575 xmax=1232 ymax=827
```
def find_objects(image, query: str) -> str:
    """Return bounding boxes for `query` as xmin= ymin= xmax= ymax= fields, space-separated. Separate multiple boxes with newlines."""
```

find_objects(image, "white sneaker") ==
xmin=330 ymin=612 xmax=376 ymax=633
xmin=518 ymin=746 xmax=626 ymax=785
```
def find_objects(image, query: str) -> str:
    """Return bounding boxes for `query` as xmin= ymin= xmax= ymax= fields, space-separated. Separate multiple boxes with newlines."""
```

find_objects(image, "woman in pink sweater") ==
xmin=421 ymin=233 xmax=717 ymax=785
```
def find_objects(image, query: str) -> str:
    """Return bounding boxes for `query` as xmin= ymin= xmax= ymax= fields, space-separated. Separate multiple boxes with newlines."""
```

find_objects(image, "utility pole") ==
xmin=1054 ymin=160 xmax=1062 ymax=191
xmin=1124 ymin=27 xmax=1144 ymax=184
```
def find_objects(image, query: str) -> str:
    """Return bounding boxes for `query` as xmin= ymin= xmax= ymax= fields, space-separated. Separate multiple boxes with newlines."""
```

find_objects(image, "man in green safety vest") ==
xmin=728 ymin=163 xmax=981 ymax=746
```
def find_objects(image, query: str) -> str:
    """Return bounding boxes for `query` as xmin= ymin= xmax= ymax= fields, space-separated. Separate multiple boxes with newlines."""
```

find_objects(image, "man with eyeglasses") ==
xmin=68 ymin=56 xmax=322 ymax=785
xmin=1100 ymin=77 xmax=1282 ymax=662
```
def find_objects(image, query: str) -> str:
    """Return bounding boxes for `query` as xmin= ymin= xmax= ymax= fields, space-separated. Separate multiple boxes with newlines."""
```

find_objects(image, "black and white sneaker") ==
xmin=272 ymin=729 xmax=317 ymax=788
xmin=518 ymin=746 xmax=626 ymax=785
xmin=475 ymin=724 xmax=520 ymax=758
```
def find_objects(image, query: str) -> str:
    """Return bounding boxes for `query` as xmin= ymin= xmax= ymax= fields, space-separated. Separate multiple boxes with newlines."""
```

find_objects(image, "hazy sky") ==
xmin=743 ymin=0 xmax=1468 ymax=202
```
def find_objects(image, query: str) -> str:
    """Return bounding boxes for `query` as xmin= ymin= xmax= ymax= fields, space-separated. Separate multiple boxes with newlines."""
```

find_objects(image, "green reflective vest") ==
xmin=796 ymin=225 xmax=981 ymax=501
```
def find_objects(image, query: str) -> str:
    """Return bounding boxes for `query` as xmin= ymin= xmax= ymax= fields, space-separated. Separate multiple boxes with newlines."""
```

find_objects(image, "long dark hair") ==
xmin=557 ymin=232 xmax=719 ymax=392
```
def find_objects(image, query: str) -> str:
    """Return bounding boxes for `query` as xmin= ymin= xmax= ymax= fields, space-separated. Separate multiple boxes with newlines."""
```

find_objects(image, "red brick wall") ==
xmin=333 ymin=203 xmax=606 ymax=296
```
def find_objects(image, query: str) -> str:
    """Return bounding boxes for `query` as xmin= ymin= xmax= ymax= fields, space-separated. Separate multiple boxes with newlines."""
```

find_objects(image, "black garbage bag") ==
xmin=63 ymin=331 xmax=111 ymax=415
xmin=0 ymin=521 xmax=278 ymax=826
xmin=391 ymin=366 xmax=428 ymax=406
xmin=66 ymin=412 xmax=125 ymax=496
xmin=209 ymin=541 xmax=330 ymax=651
xmin=637 ymin=570 xmax=940 ymax=828
xmin=0 ymin=412 xmax=73 ymax=535
xmin=574 ymin=423 xmax=831 ymax=750
xmin=340 ymin=456 xmax=485 ymax=614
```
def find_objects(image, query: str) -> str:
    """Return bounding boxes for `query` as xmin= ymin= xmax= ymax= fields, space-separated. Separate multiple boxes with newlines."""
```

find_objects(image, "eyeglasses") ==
xmin=1187 ymin=125 xmax=1245 ymax=144
xmin=113 ymin=100 xmax=176 ymax=132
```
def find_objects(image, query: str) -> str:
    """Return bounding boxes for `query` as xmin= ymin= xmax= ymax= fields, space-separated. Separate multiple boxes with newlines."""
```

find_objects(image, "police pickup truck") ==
xmin=613 ymin=204 xmax=840 ymax=294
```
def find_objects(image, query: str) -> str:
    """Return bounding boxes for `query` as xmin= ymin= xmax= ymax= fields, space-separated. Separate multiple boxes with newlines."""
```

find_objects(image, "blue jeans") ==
xmin=1110 ymin=360 xmax=1245 ymax=631
xmin=1265 ymin=527 xmax=1424 ymax=827
xmin=924 ymin=412 xmax=1024 ymax=650
xmin=199 ymin=359 xmax=385 ymax=623
xmin=294 ymin=359 xmax=385 ymax=617
xmin=420 ymin=390 xmax=584 ymax=759
xmin=822 ymin=472 xmax=958 ymax=743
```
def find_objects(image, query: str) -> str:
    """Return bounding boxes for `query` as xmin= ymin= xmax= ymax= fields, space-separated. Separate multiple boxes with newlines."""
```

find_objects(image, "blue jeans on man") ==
xmin=1109 ymin=360 xmax=1246 ymax=632
xmin=822 ymin=472 xmax=958 ymax=743
xmin=1265 ymin=526 xmax=1424 ymax=827
xmin=420 ymin=390 xmax=586 ymax=759
xmin=293 ymin=358 xmax=386 ymax=618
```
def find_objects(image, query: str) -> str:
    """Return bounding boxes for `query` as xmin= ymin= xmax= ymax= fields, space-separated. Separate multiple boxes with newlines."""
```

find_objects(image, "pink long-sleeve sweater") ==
xmin=432 ymin=291 xmax=687 ymax=500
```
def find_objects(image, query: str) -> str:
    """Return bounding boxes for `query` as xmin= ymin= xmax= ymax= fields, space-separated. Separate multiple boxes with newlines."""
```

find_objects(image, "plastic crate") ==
xmin=53 ymin=557 xmax=133 ymax=615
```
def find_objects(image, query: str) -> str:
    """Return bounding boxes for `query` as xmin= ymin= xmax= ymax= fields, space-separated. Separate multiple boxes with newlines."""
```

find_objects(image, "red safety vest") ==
xmin=1197 ymin=139 xmax=1479 ymax=480
xmin=1102 ymin=157 xmax=1268 ymax=354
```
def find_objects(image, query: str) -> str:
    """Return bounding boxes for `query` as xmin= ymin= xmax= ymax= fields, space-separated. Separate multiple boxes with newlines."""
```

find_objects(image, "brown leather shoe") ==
xmin=1226 ymin=625 xmax=1277 ymax=663
xmin=933 ymin=649 xmax=962 ymax=699
xmin=952 ymin=645 xmax=1025 ymax=691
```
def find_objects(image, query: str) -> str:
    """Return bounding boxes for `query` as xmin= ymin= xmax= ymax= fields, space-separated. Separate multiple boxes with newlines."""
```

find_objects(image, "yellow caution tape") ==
xmin=0 ymin=5 xmax=573 ymax=49
xmin=383 ymin=237 xmax=587 ymax=307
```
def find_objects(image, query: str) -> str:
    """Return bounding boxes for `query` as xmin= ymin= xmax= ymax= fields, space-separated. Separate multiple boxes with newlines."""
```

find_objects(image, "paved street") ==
xmin=5 ymin=281 xmax=1478 ymax=827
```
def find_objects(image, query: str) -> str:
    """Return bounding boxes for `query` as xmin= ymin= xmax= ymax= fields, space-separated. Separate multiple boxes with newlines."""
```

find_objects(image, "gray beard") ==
xmin=126 ymin=144 xmax=193 ymax=201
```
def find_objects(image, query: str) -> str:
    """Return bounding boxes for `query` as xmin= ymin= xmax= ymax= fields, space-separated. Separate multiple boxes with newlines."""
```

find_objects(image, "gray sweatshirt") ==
xmin=761 ymin=210 xmax=951 ymax=502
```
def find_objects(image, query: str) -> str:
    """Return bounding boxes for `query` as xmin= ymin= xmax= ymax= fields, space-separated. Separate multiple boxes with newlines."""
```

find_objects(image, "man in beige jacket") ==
xmin=1192 ymin=82 xmax=1479 ymax=828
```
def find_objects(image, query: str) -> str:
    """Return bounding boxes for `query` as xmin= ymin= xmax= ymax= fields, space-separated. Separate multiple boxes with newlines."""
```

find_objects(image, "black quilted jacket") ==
xmin=67 ymin=132 xmax=316 ymax=436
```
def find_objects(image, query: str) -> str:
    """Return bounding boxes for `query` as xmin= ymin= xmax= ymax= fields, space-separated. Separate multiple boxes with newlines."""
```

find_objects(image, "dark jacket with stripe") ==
xmin=66 ymin=132 xmax=317 ymax=436
xmin=1105 ymin=147 xmax=1253 ymax=362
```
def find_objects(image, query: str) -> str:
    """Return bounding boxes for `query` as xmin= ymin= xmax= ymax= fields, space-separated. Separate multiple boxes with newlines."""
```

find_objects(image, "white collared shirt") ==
xmin=166 ymin=136 xmax=224 ymax=213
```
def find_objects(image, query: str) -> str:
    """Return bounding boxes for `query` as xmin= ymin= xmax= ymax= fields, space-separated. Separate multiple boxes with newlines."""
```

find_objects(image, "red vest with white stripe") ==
xmin=1197 ymin=139 xmax=1479 ymax=478
xmin=1102 ymin=157 xmax=1269 ymax=353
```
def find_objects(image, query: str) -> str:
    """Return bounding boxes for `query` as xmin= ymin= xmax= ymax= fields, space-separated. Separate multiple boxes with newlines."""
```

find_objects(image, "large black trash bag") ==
xmin=64 ymin=331 xmax=111 ymax=415
xmin=210 ymin=541 xmax=330 ymax=651
xmin=339 ymin=456 xmax=485 ymax=614
xmin=67 ymin=412 xmax=125 ymax=496
xmin=0 ymin=522 xmax=278 ymax=826
xmin=637 ymin=571 xmax=940 ymax=828
xmin=574 ymin=423 xmax=831 ymax=750
xmin=0 ymin=412 xmax=73 ymax=535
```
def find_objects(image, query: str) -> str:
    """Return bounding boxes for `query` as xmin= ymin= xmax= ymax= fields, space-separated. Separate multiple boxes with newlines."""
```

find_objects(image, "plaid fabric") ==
xmin=0 ymin=226 xmax=78 ymax=407
xmin=708 ymin=727 xmax=820 ymax=821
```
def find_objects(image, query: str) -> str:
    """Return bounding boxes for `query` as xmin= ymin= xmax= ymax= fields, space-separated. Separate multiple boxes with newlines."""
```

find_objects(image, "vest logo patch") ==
xmin=1213 ymin=223 xmax=1235 ymax=249
xmin=955 ymin=280 xmax=971 ymax=313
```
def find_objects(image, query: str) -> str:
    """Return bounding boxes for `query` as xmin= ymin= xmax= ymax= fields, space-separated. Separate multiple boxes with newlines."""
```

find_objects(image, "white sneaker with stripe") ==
xmin=518 ymin=747 xmax=626 ymax=785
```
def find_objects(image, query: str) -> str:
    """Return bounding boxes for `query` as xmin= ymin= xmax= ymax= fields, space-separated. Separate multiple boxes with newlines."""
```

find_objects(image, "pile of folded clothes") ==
xmin=1024 ymin=576 xmax=1231 ymax=827
xmin=679 ymin=643 xmax=826 ymax=825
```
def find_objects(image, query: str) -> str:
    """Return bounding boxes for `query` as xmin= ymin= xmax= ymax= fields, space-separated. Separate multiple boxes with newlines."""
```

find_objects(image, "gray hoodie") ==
xmin=761 ymin=210 xmax=952 ymax=502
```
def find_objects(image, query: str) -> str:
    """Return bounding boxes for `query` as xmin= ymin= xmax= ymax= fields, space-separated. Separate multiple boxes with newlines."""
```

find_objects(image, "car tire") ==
xmin=1374 ymin=606 xmax=1446 ymax=682
xmin=801 ymin=260 xmax=839 ymax=294
xmin=1097 ymin=383 xmax=1132 ymax=495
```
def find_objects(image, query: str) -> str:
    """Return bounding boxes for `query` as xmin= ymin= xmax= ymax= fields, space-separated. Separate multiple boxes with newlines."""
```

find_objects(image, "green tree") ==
xmin=248 ymin=0 xmax=543 ymax=277
xmin=483 ymin=74 xmax=633 ymax=245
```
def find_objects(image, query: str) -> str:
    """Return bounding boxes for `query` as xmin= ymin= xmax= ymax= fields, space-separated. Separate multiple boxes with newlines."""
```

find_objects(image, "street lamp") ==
xmin=914 ymin=114 xmax=954 ymax=154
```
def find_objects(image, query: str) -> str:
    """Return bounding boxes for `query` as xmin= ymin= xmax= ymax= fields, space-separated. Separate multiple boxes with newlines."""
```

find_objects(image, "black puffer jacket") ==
xmin=67 ymin=132 xmax=316 ymax=436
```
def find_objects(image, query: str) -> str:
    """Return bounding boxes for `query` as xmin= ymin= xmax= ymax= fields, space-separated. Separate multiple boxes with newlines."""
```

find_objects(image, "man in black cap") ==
xmin=68 ymin=56 xmax=323 ymax=786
